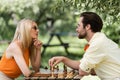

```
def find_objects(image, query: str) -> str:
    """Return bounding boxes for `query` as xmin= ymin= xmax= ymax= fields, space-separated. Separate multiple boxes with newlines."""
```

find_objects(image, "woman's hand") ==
xmin=30 ymin=38 xmax=42 ymax=72
xmin=33 ymin=38 xmax=42 ymax=50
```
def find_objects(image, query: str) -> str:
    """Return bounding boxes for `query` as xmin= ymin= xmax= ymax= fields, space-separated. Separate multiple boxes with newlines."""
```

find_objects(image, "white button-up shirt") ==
xmin=79 ymin=32 xmax=120 ymax=80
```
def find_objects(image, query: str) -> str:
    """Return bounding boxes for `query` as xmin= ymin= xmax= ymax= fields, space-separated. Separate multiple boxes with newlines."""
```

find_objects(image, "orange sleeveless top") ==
xmin=0 ymin=49 xmax=29 ymax=78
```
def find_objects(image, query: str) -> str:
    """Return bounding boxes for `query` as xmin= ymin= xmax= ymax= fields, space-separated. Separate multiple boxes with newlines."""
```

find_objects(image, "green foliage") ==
xmin=0 ymin=0 xmax=41 ymax=40
xmin=0 ymin=0 xmax=120 ymax=45
xmin=54 ymin=0 xmax=120 ymax=44
xmin=0 ymin=0 xmax=77 ymax=40
xmin=56 ymin=0 xmax=120 ymax=20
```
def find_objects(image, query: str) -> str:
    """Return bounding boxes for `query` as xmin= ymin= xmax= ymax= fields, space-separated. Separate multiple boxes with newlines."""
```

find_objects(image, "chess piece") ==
xmin=66 ymin=70 xmax=75 ymax=79
xmin=51 ymin=71 xmax=54 ymax=78
xmin=63 ymin=64 xmax=67 ymax=77
xmin=66 ymin=71 xmax=74 ymax=78
xmin=56 ymin=65 xmax=59 ymax=71
xmin=48 ymin=66 xmax=57 ymax=80
xmin=50 ymin=66 xmax=54 ymax=72
xmin=51 ymin=66 xmax=55 ymax=77
xmin=44 ymin=66 xmax=48 ymax=70
xmin=58 ymin=73 xmax=64 ymax=79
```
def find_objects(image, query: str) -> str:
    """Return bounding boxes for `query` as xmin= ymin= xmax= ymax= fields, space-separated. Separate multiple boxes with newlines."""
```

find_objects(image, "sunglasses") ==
xmin=32 ymin=26 xmax=38 ymax=30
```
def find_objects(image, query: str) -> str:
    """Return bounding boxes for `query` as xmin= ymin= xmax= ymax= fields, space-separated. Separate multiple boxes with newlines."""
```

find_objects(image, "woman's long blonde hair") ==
xmin=12 ymin=19 xmax=35 ymax=51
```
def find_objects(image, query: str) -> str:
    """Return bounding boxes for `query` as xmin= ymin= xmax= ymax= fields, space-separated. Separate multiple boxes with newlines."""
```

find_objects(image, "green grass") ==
xmin=0 ymin=36 xmax=101 ymax=80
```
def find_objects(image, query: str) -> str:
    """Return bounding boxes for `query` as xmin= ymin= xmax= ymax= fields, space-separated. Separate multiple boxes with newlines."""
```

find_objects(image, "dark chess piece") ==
xmin=44 ymin=66 xmax=48 ymax=70
xmin=63 ymin=64 xmax=67 ymax=77
xmin=56 ymin=65 xmax=59 ymax=71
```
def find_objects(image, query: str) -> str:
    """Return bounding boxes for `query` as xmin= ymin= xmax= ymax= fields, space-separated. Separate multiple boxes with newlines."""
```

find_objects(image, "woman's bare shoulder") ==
xmin=6 ymin=41 xmax=22 ymax=57
xmin=7 ymin=41 xmax=21 ymax=50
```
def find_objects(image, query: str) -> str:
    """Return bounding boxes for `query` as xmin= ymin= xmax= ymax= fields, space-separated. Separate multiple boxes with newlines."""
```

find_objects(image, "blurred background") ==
xmin=0 ymin=0 xmax=120 ymax=80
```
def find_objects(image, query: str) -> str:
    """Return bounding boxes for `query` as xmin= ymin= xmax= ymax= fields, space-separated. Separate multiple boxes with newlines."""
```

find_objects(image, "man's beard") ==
xmin=78 ymin=32 xmax=87 ymax=39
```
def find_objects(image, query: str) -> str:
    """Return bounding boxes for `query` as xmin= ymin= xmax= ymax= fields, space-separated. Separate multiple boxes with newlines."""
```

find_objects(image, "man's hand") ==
xmin=49 ymin=56 xmax=65 ymax=67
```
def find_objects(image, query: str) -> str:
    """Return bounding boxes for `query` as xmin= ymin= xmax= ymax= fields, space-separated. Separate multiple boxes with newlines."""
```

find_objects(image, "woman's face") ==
xmin=30 ymin=22 xmax=39 ymax=39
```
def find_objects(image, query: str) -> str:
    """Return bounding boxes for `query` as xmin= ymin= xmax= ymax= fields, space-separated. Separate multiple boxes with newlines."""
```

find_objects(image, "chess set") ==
xmin=25 ymin=64 xmax=82 ymax=80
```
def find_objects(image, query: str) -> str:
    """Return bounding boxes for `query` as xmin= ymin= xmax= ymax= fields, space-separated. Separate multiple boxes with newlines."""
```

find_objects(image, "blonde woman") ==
xmin=0 ymin=19 xmax=42 ymax=80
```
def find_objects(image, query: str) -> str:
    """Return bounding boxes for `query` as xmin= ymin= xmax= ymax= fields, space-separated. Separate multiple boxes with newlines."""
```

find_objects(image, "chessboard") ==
xmin=25 ymin=65 xmax=82 ymax=80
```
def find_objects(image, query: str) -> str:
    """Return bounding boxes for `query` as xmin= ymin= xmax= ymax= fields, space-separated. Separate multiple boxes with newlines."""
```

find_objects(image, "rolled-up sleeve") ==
xmin=79 ymin=42 xmax=106 ymax=73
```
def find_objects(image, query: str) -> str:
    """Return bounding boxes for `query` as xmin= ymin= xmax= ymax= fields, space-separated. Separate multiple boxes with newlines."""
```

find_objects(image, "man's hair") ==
xmin=80 ymin=12 xmax=103 ymax=32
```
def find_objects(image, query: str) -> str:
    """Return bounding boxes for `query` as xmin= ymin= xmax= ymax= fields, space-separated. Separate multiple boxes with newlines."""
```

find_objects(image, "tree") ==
xmin=46 ymin=0 xmax=120 ymax=44
xmin=0 ymin=0 xmax=120 ymax=45
xmin=0 ymin=0 xmax=76 ymax=40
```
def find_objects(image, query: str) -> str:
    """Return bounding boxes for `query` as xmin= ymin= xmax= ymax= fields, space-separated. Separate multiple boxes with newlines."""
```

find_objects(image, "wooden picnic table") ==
xmin=42 ymin=33 xmax=70 ymax=55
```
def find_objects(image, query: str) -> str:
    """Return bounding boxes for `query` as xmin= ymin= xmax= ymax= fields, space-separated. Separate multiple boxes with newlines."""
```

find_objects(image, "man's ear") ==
xmin=85 ymin=24 xmax=91 ymax=30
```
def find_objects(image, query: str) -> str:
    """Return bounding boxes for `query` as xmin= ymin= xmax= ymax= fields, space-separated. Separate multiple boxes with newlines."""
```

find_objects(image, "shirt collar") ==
xmin=88 ymin=32 xmax=103 ymax=44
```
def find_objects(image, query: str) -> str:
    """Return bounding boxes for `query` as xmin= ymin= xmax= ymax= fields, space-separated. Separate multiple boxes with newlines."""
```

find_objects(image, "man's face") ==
xmin=76 ymin=17 xmax=87 ymax=39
